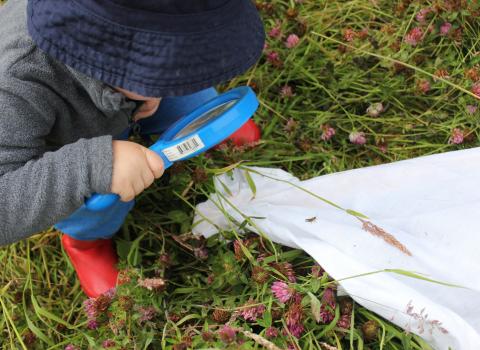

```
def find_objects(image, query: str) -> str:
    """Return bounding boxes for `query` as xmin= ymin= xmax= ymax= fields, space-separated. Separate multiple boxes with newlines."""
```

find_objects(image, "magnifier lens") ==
xmin=173 ymin=99 xmax=238 ymax=140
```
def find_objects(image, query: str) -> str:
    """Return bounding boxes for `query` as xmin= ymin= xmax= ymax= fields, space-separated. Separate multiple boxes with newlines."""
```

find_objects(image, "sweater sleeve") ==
xmin=0 ymin=85 xmax=114 ymax=246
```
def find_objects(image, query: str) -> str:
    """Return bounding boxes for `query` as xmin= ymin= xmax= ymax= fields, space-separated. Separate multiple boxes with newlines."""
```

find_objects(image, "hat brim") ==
xmin=27 ymin=0 xmax=265 ymax=97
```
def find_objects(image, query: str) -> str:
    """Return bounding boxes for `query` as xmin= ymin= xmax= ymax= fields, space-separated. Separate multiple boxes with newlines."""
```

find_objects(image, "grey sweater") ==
xmin=0 ymin=0 xmax=138 ymax=245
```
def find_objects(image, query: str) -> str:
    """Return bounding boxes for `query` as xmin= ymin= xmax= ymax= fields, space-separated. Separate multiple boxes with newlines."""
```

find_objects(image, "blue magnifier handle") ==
xmin=85 ymin=193 xmax=120 ymax=212
xmin=85 ymin=150 xmax=172 ymax=212
xmin=85 ymin=86 xmax=257 ymax=212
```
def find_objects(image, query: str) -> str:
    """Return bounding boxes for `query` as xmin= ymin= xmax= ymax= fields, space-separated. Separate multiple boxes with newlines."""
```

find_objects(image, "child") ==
xmin=0 ymin=0 xmax=265 ymax=297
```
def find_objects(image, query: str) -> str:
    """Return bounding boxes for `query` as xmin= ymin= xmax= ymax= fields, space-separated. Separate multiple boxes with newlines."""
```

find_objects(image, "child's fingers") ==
xmin=143 ymin=171 xmax=155 ymax=188
xmin=120 ymin=185 xmax=136 ymax=202
xmin=144 ymin=148 xmax=165 ymax=179
xmin=133 ymin=179 xmax=145 ymax=197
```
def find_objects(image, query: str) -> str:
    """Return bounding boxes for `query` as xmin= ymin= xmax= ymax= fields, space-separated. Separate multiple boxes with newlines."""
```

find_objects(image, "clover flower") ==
xmin=467 ymin=105 xmax=477 ymax=114
xmin=465 ymin=68 xmax=480 ymax=82
xmin=103 ymin=288 xmax=116 ymax=299
xmin=271 ymin=281 xmax=294 ymax=303
xmin=83 ymin=289 xmax=116 ymax=330
xmin=284 ymin=118 xmax=298 ymax=133
xmin=286 ymin=34 xmax=300 ymax=48
xmin=212 ymin=308 xmax=231 ymax=323
xmin=138 ymin=306 xmax=157 ymax=323
xmin=366 ymin=102 xmax=384 ymax=117
xmin=233 ymin=238 xmax=256 ymax=260
xmin=287 ymin=323 xmax=305 ymax=338
xmin=102 ymin=339 xmax=115 ymax=348
xmin=337 ymin=313 xmax=351 ymax=329
xmin=240 ymin=299 xmax=266 ymax=321
xmin=271 ymin=261 xmax=296 ymax=282
xmin=87 ymin=319 xmax=98 ymax=330
xmin=434 ymin=69 xmax=450 ymax=81
xmin=83 ymin=298 xmax=96 ymax=319
xmin=405 ymin=27 xmax=423 ymax=46
xmin=349 ymin=131 xmax=366 ymax=145
xmin=285 ymin=299 xmax=305 ymax=338
xmin=319 ymin=288 xmax=336 ymax=323
xmin=207 ymin=274 xmax=215 ymax=284
xmin=472 ymin=84 xmax=480 ymax=98
xmin=287 ymin=343 xmax=300 ymax=350
xmin=65 ymin=345 xmax=79 ymax=350
xmin=201 ymin=331 xmax=215 ymax=342
xmin=416 ymin=8 xmax=431 ymax=23
xmin=311 ymin=264 xmax=324 ymax=278
xmin=377 ymin=141 xmax=388 ymax=154
xmin=251 ymin=265 xmax=269 ymax=284
xmin=266 ymin=51 xmax=282 ymax=66
xmin=268 ymin=23 xmax=283 ymax=39
xmin=417 ymin=79 xmax=431 ymax=93
xmin=357 ymin=28 xmax=369 ymax=40
xmin=343 ymin=28 xmax=356 ymax=42
xmin=449 ymin=128 xmax=464 ymax=144
xmin=117 ymin=269 xmax=132 ymax=284
xmin=280 ymin=85 xmax=295 ymax=98
xmin=194 ymin=247 xmax=209 ymax=260
xmin=321 ymin=125 xmax=336 ymax=141
xmin=218 ymin=325 xmax=236 ymax=344
xmin=440 ymin=22 xmax=452 ymax=36
xmin=265 ymin=326 xmax=279 ymax=338
xmin=138 ymin=278 xmax=166 ymax=291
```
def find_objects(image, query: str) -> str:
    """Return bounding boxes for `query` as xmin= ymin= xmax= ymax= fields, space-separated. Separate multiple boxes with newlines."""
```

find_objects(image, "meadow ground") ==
xmin=1 ymin=0 xmax=479 ymax=349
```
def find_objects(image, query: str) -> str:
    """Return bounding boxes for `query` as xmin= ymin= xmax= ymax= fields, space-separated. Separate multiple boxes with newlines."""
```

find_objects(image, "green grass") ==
xmin=1 ymin=0 xmax=480 ymax=349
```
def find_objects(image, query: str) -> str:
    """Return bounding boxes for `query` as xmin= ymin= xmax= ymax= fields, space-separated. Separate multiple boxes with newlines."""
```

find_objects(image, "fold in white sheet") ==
xmin=193 ymin=148 xmax=480 ymax=350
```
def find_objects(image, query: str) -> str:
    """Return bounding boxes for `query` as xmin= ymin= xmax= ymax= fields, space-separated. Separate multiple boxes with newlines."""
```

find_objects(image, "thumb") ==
xmin=143 ymin=148 xmax=165 ymax=178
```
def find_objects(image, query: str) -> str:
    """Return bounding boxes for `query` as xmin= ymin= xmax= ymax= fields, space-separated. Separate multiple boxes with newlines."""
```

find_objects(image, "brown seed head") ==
xmin=202 ymin=331 xmax=215 ymax=342
xmin=23 ymin=330 xmax=37 ymax=346
xmin=339 ymin=297 xmax=354 ymax=316
xmin=95 ymin=294 xmax=113 ymax=313
xmin=252 ymin=265 xmax=270 ymax=284
xmin=362 ymin=320 xmax=379 ymax=342
xmin=466 ymin=68 xmax=480 ymax=82
xmin=286 ymin=8 xmax=298 ymax=19
xmin=172 ymin=343 xmax=188 ymax=350
xmin=212 ymin=309 xmax=231 ymax=323
xmin=118 ymin=296 xmax=134 ymax=312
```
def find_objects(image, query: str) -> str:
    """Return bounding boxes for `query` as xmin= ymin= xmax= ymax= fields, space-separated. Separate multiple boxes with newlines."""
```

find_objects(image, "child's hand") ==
xmin=111 ymin=140 xmax=164 ymax=202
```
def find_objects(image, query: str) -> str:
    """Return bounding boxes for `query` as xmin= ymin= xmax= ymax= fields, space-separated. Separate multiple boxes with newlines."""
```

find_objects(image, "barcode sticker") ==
xmin=163 ymin=134 xmax=205 ymax=162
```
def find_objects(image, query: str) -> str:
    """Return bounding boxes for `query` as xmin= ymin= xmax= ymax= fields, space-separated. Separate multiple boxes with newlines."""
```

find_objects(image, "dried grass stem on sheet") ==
xmin=359 ymin=218 xmax=412 ymax=256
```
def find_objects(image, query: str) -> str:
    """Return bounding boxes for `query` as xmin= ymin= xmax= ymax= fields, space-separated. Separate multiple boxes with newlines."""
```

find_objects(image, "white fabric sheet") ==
xmin=193 ymin=148 xmax=480 ymax=350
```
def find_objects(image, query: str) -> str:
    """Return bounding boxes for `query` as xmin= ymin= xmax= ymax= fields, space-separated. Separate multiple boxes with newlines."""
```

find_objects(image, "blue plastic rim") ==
xmin=86 ymin=86 xmax=259 ymax=212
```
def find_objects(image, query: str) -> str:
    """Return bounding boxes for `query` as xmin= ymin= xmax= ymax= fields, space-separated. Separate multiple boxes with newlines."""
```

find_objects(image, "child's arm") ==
xmin=0 ymin=84 xmax=116 ymax=245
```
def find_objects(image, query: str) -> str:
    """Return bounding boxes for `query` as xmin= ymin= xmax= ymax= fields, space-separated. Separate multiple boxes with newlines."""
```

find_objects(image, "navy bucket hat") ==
xmin=27 ymin=0 xmax=265 ymax=97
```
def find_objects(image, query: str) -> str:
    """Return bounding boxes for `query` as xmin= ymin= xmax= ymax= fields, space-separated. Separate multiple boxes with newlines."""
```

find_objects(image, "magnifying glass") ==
xmin=85 ymin=86 xmax=258 ymax=212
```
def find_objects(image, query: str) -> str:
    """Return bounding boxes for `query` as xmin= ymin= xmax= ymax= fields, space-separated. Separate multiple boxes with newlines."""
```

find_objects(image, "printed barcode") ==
xmin=176 ymin=137 xmax=200 ymax=155
xmin=163 ymin=135 xmax=205 ymax=162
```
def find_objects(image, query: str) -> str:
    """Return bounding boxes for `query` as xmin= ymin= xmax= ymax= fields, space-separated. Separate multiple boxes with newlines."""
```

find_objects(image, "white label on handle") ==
xmin=162 ymin=134 xmax=205 ymax=162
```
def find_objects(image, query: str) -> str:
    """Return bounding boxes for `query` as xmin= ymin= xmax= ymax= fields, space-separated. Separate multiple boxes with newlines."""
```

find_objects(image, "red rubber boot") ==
xmin=219 ymin=118 xmax=261 ymax=148
xmin=61 ymin=234 xmax=119 ymax=298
